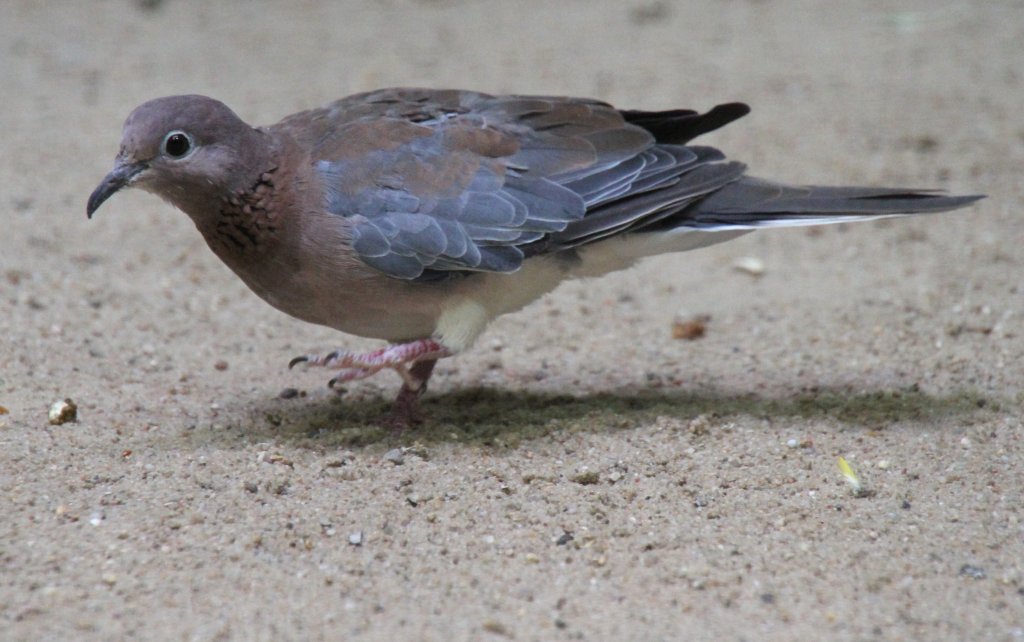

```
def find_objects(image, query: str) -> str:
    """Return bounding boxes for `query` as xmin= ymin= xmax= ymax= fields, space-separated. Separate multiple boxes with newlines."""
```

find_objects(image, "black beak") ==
xmin=86 ymin=161 xmax=147 ymax=219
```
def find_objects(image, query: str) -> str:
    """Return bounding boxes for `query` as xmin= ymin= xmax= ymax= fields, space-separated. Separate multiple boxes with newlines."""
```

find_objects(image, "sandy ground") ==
xmin=2 ymin=1 xmax=1022 ymax=640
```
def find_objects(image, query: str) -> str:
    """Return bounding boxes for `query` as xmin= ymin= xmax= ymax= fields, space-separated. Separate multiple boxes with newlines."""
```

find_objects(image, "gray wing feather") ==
xmin=308 ymin=90 xmax=748 ymax=280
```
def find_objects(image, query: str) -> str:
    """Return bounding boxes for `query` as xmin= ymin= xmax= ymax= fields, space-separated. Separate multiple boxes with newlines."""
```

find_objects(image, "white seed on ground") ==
xmin=733 ymin=256 xmax=765 ymax=276
xmin=48 ymin=399 xmax=78 ymax=425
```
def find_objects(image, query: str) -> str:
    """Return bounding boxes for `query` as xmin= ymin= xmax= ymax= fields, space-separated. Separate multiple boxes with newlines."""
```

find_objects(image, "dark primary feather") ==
xmin=619 ymin=102 xmax=750 ymax=144
xmin=299 ymin=88 xmax=980 ymax=281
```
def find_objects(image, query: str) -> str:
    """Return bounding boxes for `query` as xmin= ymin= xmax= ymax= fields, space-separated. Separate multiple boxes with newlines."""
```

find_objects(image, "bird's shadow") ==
xmin=198 ymin=383 xmax=996 ymax=450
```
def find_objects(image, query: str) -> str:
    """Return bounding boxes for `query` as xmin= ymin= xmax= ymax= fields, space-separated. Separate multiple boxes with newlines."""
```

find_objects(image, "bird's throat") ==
xmin=200 ymin=167 xmax=282 ymax=256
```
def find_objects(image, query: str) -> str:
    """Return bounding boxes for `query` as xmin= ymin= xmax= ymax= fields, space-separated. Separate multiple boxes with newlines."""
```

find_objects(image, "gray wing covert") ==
xmin=307 ymin=89 xmax=743 ymax=280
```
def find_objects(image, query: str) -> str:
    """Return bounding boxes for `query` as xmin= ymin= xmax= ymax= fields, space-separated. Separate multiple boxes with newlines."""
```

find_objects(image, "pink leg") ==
xmin=386 ymin=359 xmax=439 ymax=429
xmin=289 ymin=339 xmax=449 ymax=430
xmin=289 ymin=338 xmax=449 ymax=377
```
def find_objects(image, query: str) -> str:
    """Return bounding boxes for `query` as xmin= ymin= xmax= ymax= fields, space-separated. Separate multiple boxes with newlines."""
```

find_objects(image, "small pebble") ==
xmin=687 ymin=414 xmax=712 ymax=436
xmin=570 ymin=471 xmax=600 ymax=485
xmin=786 ymin=438 xmax=799 ymax=448
xmin=48 ymin=399 xmax=78 ymax=425
xmin=672 ymin=313 xmax=710 ymax=340
xmin=348 ymin=531 xmax=364 ymax=546
xmin=213 ymin=360 xmax=229 ymax=371
xmin=383 ymin=449 xmax=404 ymax=465
xmin=959 ymin=564 xmax=986 ymax=580
xmin=481 ymin=620 xmax=511 ymax=637
xmin=278 ymin=387 xmax=300 ymax=399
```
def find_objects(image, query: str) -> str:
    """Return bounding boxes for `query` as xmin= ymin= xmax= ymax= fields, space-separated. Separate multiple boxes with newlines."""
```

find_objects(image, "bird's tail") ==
xmin=678 ymin=177 xmax=984 ymax=231
xmin=571 ymin=176 xmax=982 ymax=279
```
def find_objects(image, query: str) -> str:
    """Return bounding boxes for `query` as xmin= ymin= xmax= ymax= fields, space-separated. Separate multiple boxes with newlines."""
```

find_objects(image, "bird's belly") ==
xmin=264 ymin=279 xmax=443 ymax=341
xmin=216 ymin=239 xmax=572 ymax=349
xmin=222 ymin=254 xmax=444 ymax=342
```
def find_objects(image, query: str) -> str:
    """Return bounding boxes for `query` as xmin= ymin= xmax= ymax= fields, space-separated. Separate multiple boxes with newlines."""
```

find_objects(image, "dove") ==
xmin=87 ymin=88 xmax=982 ymax=427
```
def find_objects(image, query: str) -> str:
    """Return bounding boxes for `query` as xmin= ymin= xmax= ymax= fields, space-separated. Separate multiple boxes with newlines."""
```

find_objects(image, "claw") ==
xmin=324 ymin=350 xmax=340 ymax=365
xmin=329 ymin=367 xmax=378 ymax=384
xmin=288 ymin=355 xmax=309 ymax=369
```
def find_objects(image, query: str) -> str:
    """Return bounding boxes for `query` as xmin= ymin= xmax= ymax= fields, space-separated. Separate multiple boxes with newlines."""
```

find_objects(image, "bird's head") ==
xmin=87 ymin=95 xmax=268 ymax=219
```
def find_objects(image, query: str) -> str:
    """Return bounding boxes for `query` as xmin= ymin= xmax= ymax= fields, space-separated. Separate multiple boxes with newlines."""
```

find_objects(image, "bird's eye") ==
xmin=162 ymin=131 xmax=193 ymax=158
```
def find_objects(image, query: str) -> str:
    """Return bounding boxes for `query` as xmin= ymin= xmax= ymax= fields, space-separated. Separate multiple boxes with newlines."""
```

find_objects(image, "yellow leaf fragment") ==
xmin=837 ymin=456 xmax=864 ymax=495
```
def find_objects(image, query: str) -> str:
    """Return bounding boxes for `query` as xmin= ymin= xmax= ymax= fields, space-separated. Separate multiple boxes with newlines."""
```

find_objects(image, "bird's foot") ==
xmin=289 ymin=338 xmax=449 ymax=382
xmin=289 ymin=340 xmax=448 ymax=431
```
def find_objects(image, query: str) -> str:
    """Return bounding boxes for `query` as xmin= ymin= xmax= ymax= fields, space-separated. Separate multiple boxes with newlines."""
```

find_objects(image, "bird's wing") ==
xmin=296 ymin=88 xmax=746 ymax=280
